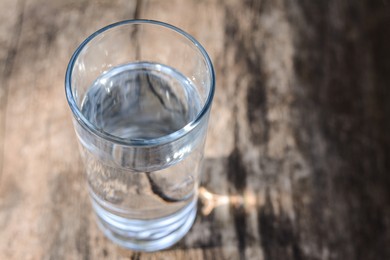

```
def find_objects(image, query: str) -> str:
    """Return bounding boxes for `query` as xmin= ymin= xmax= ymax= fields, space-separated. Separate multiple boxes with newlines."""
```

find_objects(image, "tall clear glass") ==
xmin=65 ymin=20 xmax=215 ymax=251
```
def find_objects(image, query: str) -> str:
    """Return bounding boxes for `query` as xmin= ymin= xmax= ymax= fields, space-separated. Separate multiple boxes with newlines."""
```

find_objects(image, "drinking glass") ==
xmin=65 ymin=20 xmax=215 ymax=251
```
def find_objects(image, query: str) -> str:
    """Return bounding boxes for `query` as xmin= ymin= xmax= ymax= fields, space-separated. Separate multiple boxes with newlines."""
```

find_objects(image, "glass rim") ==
xmin=65 ymin=19 xmax=215 ymax=147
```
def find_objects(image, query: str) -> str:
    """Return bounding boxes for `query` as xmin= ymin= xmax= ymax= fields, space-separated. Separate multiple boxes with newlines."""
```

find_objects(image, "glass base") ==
xmin=91 ymin=200 xmax=197 ymax=252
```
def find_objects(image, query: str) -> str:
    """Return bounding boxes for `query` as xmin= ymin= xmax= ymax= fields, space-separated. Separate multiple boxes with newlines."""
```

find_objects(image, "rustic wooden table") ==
xmin=1 ymin=0 xmax=389 ymax=259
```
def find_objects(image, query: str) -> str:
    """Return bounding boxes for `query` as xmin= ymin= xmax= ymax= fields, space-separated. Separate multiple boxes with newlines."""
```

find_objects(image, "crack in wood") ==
xmin=145 ymin=172 xmax=185 ymax=203
xmin=134 ymin=0 xmax=142 ymax=20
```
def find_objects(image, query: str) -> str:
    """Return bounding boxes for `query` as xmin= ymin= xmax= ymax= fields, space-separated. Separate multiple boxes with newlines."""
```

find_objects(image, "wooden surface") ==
xmin=1 ymin=0 xmax=389 ymax=259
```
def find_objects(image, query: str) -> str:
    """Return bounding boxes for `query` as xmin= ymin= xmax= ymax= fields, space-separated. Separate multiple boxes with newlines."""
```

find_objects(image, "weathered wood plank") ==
xmin=0 ymin=0 xmax=138 ymax=259
xmin=136 ymin=1 xmax=242 ymax=259
xmin=0 ymin=0 xmax=389 ymax=259
xmin=285 ymin=1 xmax=390 ymax=259
xmin=0 ymin=0 xmax=23 ymax=196
xmin=139 ymin=0 xmax=235 ymax=159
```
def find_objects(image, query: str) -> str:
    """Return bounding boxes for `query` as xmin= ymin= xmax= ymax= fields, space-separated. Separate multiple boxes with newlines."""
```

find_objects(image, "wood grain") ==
xmin=0 ymin=0 xmax=389 ymax=259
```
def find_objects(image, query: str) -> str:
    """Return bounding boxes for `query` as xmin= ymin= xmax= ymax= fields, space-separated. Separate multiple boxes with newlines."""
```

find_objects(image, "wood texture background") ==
xmin=0 ymin=0 xmax=389 ymax=259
